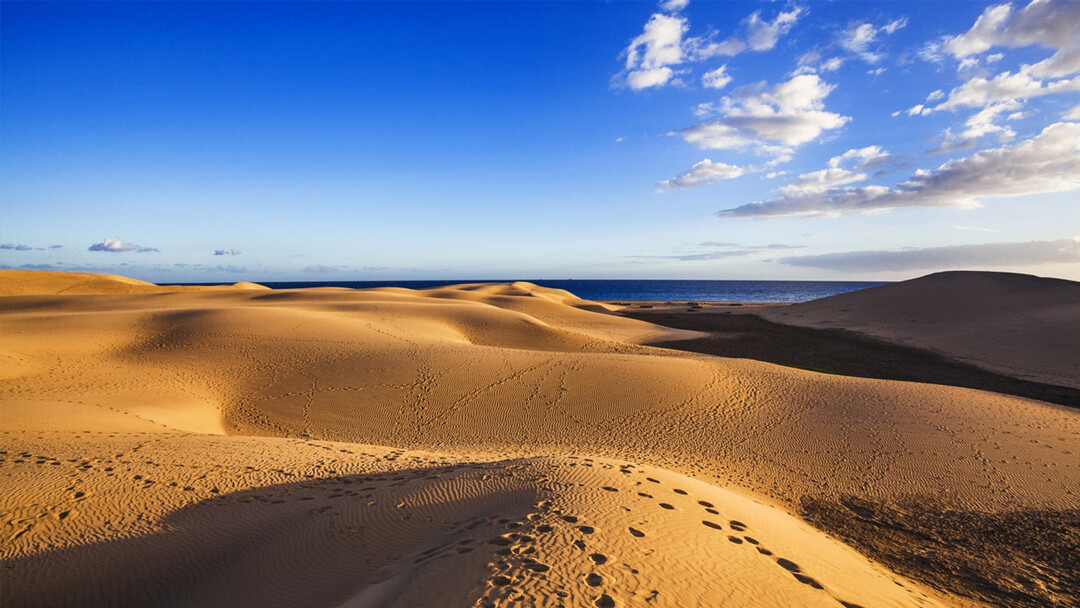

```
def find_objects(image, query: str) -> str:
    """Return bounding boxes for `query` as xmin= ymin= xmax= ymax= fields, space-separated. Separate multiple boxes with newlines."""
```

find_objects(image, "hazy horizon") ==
xmin=2 ymin=0 xmax=1078 ymax=283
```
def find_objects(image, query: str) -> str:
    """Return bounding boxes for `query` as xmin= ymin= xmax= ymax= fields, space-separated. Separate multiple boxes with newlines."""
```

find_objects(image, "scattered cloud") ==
xmin=828 ymin=145 xmax=895 ymax=170
xmin=718 ymin=121 xmax=1080 ymax=217
xmin=702 ymin=65 xmax=732 ymax=89
xmin=779 ymin=238 xmax=1080 ymax=272
xmin=214 ymin=249 xmax=242 ymax=256
xmin=49 ymin=244 xmax=64 ymax=249
xmin=780 ymin=167 xmax=867 ymax=195
xmin=1065 ymin=102 xmax=1080 ymax=119
xmin=207 ymin=265 xmax=247 ymax=273
xmin=675 ymin=74 xmax=850 ymax=159
xmin=952 ymin=225 xmax=1000 ymax=233
xmin=619 ymin=13 xmax=688 ymax=90
xmin=839 ymin=17 xmax=908 ymax=63
xmin=0 ymin=243 xmax=34 ymax=251
xmin=691 ymin=7 xmax=803 ymax=59
xmin=634 ymin=241 xmax=805 ymax=261
xmin=88 ymin=237 xmax=159 ymax=253
xmin=658 ymin=159 xmax=745 ymax=191
xmin=659 ymin=0 xmax=688 ymax=13
xmin=618 ymin=4 xmax=805 ymax=90
xmin=941 ymin=0 xmax=1080 ymax=78
xmin=914 ymin=0 xmax=1080 ymax=147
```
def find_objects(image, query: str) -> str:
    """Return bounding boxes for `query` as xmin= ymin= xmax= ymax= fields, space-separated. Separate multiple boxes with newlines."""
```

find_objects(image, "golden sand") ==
xmin=2 ymin=270 xmax=1077 ymax=607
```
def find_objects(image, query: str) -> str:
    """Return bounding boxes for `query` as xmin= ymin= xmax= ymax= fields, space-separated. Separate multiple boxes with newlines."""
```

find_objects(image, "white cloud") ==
xmin=935 ymin=71 xmax=1080 ymax=111
xmin=717 ymin=121 xmax=1080 ymax=217
xmin=745 ymin=7 xmax=802 ymax=51
xmin=214 ymin=249 xmax=242 ymax=256
xmin=88 ymin=237 xmax=159 ymax=253
xmin=839 ymin=17 xmax=908 ymax=63
xmin=675 ymin=74 xmax=850 ymax=156
xmin=1064 ymin=102 xmax=1080 ymax=119
xmin=658 ymin=159 xmax=745 ymax=191
xmin=942 ymin=0 xmax=1080 ymax=78
xmin=702 ymin=65 xmax=732 ymax=89
xmin=690 ymin=7 xmax=803 ymax=59
xmin=636 ymin=241 xmax=805 ymax=261
xmin=779 ymin=238 xmax=1080 ymax=272
xmin=821 ymin=57 xmax=844 ymax=72
xmin=828 ymin=145 xmax=894 ymax=170
xmin=780 ymin=168 xmax=867 ymax=195
xmin=926 ymin=89 xmax=945 ymax=102
xmin=620 ymin=13 xmax=688 ymax=90
xmin=660 ymin=0 xmax=689 ymax=13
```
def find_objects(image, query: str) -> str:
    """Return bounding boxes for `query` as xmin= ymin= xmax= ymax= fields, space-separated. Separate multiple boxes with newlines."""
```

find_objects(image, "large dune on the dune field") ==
xmin=758 ymin=271 xmax=1080 ymax=389
xmin=2 ymin=270 xmax=1078 ymax=607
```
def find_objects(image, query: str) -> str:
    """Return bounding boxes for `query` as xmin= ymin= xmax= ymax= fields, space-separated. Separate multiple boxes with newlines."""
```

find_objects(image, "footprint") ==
xmin=729 ymin=520 xmax=747 ymax=531
xmin=756 ymin=547 xmax=773 ymax=556
xmin=673 ymin=489 xmax=687 ymax=495
xmin=579 ymin=525 xmax=595 ymax=534
xmin=702 ymin=520 xmax=723 ymax=531
xmin=586 ymin=573 xmax=602 ymax=587
xmin=794 ymin=574 xmax=824 ymax=589
xmin=573 ymin=540 xmax=586 ymax=551
xmin=628 ymin=527 xmax=645 ymax=538
xmin=743 ymin=536 xmax=759 ymax=545
xmin=658 ymin=503 xmax=674 ymax=510
xmin=698 ymin=500 xmax=714 ymax=508
xmin=561 ymin=515 xmax=579 ymax=523
xmin=602 ymin=487 xmax=618 ymax=492
xmin=491 ymin=575 xmax=512 ymax=586
xmin=727 ymin=536 xmax=743 ymax=544
xmin=776 ymin=558 xmax=801 ymax=572
xmin=595 ymin=594 xmax=616 ymax=608
xmin=590 ymin=553 xmax=608 ymax=565
xmin=646 ymin=477 xmax=660 ymax=484
xmin=637 ymin=492 xmax=652 ymax=498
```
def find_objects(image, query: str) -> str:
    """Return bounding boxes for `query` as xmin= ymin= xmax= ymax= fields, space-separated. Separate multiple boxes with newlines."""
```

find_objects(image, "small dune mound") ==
xmin=0 ymin=269 xmax=270 ymax=296
xmin=762 ymin=271 xmax=1080 ymax=389
xmin=0 ymin=269 xmax=161 ymax=296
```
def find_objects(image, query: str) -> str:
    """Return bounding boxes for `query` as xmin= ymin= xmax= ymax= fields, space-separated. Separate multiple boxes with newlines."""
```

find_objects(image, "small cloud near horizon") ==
xmin=215 ymin=249 xmax=242 ymax=256
xmin=89 ymin=237 xmax=159 ymax=253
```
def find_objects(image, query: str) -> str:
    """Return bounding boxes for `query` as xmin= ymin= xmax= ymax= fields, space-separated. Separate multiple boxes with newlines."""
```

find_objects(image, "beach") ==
xmin=2 ymin=269 xmax=1078 ymax=607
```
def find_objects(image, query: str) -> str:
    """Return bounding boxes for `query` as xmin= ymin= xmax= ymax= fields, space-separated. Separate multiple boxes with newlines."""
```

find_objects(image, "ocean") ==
xmin=255 ymin=280 xmax=887 ymax=303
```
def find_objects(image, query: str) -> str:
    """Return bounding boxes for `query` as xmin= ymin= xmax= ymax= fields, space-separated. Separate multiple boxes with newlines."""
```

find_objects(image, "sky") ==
xmin=2 ymin=0 xmax=1078 ymax=283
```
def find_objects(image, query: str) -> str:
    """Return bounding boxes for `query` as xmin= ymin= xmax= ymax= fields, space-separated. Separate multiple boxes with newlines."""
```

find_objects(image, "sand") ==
xmin=756 ymin=271 xmax=1080 ymax=390
xmin=2 ymin=269 xmax=1078 ymax=607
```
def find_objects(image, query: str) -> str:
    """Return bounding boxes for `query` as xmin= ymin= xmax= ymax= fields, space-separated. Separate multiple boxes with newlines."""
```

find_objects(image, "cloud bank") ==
xmin=718 ymin=121 xmax=1080 ymax=217
xmin=779 ymin=238 xmax=1080 ymax=272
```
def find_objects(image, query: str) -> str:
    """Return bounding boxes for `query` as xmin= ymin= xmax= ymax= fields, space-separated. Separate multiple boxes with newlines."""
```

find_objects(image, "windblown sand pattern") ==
xmin=2 ymin=270 xmax=1077 ymax=607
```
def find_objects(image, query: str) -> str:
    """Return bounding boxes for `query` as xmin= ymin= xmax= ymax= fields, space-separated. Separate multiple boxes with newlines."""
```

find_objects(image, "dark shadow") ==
xmin=620 ymin=310 xmax=1079 ymax=409
xmin=801 ymin=495 xmax=1080 ymax=608
xmin=0 ymin=462 xmax=539 ymax=608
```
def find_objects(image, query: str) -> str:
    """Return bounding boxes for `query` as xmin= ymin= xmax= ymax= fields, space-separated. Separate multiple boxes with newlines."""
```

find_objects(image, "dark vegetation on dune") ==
xmin=620 ymin=310 xmax=1080 ymax=409
xmin=801 ymin=497 xmax=1080 ymax=608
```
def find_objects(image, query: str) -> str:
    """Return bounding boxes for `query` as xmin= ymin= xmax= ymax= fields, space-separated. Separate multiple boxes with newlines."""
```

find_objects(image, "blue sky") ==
xmin=2 ymin=0 xmax=1078 ymax=282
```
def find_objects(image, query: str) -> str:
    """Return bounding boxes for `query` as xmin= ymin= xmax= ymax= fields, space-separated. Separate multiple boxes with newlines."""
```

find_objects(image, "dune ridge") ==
xmin=3 ymin=270 xmax=1078 ymax=607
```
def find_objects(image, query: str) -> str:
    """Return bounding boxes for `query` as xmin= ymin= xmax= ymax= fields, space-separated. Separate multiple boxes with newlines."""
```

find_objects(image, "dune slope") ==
xmin=758 ymin=271 xmax=1080 ymax=389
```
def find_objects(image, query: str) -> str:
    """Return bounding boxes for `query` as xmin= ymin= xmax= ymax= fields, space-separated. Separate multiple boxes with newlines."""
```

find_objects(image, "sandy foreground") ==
xmin=2 ymin=270 xmax=1078 ymax=607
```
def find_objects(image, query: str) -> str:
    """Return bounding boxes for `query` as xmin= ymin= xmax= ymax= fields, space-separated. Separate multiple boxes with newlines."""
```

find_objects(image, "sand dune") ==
xmin=759 ymin=271 xmax=1080 ymax=389
xmin=3 ymin=270 xmax=1077 ymax=607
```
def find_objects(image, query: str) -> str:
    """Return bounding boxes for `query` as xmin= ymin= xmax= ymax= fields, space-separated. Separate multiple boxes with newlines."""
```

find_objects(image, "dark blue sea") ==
xmin=255 ymin=280 xmax=887 ymax=303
